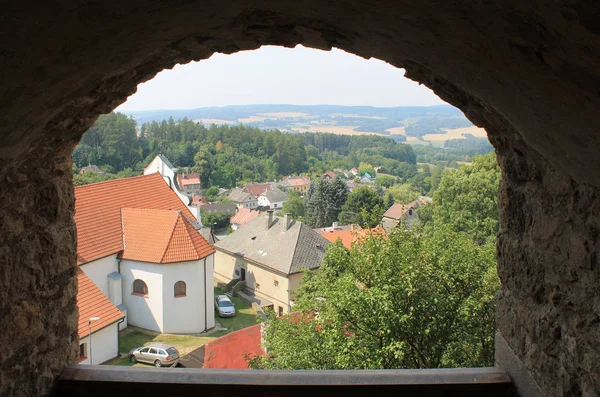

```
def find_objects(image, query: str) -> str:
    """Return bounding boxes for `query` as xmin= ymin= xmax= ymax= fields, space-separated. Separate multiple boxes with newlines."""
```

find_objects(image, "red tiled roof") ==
xmin=177 ymin=173 xmax=201 ymax=187
xmin=192 ymin=195 xmax=209 ymax=206
xmin=323 ymin=171 xmax=336 ymax=179
xmin=120 ymin=208 xmax=214 ymax=263
xmin=320 ymin=228 xmax=386 ymax=249
xmin=383 ymin=203 xmax=414 ymax=220
xmin=203 ymin=324 xmax=263 ymax=369
xmin=287 ymin=176 xmax=310 ymax=187
xmin=243 ymin=183 xmax=271 ymax=197
xmin=230 ymin=207 xmax=260 ymax=227
xmin=74 ymin=173 xmax=196 ymax=264
xmin=76 ymin=268 xmax=124 ymax=338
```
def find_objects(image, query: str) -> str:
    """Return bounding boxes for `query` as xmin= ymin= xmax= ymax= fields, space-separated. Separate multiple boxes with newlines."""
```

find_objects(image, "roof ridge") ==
xmin=159 ymin=211 xmax=182 ymax=263
xmin=288 ymin=221 xmax=303 ymax=274
xmin=74 ymin=172 xmax=157 ymax=190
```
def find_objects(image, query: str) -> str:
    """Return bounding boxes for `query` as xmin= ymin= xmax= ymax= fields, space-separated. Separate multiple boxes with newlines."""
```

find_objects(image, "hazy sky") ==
xmin=117 ymin=45 xmax=446 ymax=111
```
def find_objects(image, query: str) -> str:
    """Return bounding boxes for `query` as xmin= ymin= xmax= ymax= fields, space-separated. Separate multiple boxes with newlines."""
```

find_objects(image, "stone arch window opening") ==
xmin=174 ymin=280 xmax=186 ymax=297
xmin=132 ymin=279 xmax=148 ymax=297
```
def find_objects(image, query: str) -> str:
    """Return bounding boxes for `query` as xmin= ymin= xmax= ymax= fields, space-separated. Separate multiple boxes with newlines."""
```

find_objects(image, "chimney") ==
xmin=285 ymin=213 xmax=292 ymax=231
xmin=266 ymin=210 xmax=274 ymax=230
xmin=332 ymin=221 xmax=338 ymax=229
xmin=351 ymin=224 xmax=356 ymax=231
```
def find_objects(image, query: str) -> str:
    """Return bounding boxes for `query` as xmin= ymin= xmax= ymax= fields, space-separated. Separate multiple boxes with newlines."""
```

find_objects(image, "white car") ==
xmin=215 ymin=295 xmax=236 ymax=317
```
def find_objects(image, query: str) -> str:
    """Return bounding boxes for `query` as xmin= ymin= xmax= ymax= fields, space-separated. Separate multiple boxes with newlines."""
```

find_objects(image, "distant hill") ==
xmin=121 ymin=104 xmax=486 ymax=145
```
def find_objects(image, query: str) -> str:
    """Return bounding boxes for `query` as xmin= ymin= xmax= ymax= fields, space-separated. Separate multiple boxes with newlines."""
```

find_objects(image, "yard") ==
xmin=105 ymin=287 xmax=259 ymax=366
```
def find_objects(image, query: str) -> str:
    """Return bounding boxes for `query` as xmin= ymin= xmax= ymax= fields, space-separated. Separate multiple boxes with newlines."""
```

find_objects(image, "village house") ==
xmin=74 ymin=173 xmax=216 ymax=362
xmin=143 ymin=154 xmax=200 ymax=221
xmin=281 ymin=175 xmax=311 ymax=194
xmin=177 ymin=173 xmax=202 ymax=195
xmin=76 ymin=268 xmax=125 ymax=365
xmin=79 ymin=164 xmax=105 ymax=174
xmin=243 ymin=182 xmax=272 ymax=197
xmin=257 ymin=189 xmax=287 ymax=209
xmin=230 ymin=207 xmax=260 ymax=230
xmin=213 ymin=211 xmax=330 ymax=315
xmin=381 ymin=202 xmax=418 ymax=231
xmin=228 ymin=188 xmax=259 ymax=209
xmin=322 ymin=171 xmax=336 ymax=180
xmin=350 ymin=167 xmax=359 ymax=176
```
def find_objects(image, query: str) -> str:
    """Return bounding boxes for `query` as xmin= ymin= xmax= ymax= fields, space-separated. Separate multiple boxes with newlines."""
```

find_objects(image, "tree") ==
xmin=200 ymin=209 xmax=231 ymax=229
xmin=249 ymin=226 xmax=499 ymax=370
xmin=281 ymin=190 xmax=305 ymax=219
xmin=304 ymin=178 xmax=349 ymax=228
xmin=384 ymin=192 xmax=395 ymax=210
xmin=338 ymin=186 xmax=384 ymax=228
xmin=375 ymin=175 xmax=396 ymax=188
xmin=203 ymin=186 xmax=220 ymax=202
xmin=431 ymin=152 xmax=500 ymax=244
xmin=358 ymin=162 xmax=376 ymax=177
xmin=387 ymin=183 xmax=419 ymax=204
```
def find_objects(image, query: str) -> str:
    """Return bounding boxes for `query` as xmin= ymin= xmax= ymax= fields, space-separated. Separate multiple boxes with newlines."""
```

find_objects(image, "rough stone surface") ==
xmin=0 ymin=1 xmax=599 ymax=396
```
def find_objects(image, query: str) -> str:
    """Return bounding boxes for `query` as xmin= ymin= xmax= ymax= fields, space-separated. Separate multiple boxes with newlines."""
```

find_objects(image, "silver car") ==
xmin=128 ymin=343 xmax=179 ymax=367
xmin=215 ymin=294 xmax=236 ymax=317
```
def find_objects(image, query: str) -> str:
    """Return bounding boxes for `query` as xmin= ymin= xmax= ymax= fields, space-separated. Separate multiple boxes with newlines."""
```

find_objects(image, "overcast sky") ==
xmin=116 ymin=45 xmax=446 ymax=111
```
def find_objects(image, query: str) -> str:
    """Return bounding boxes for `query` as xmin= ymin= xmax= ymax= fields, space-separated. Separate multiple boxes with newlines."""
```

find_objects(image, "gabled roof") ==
xmin=322 ymin=171 xmax=336 ymax=179
xmin=157 ymin=154 xmax=176 ymax=170
xmin=120 ymin=208 xmax=214 ymax=263
xmin=177 ymin=173 xmax=201 ymax=186
xmin=200 ymin=203 xmax=237 ymax=213
xmin=74 ymin=173 xmax=196 ymax=264
xmin=261 ymin=189 xmax=287 ymax=203
xmin=243 ymin=183 xmax=271 ymax=197
xmin=320 ymin=228 xmax=386 ymax=250
xmin=287 ymin=176 xmax=311 ymax=187
xmin=383 ymin=203 xmax=415 ymax=220
xmin=227 ymin=188 xmax=255 ymax=203
xmin=214 ymin=213 xmax=329 ymax=275
xmin=230 ymin=208 xmax=260 ymax=226
xmin=77 ymin=268 xmax=124 ymax=338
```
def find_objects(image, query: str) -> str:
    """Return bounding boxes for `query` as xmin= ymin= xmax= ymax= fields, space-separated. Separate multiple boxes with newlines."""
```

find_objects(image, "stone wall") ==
xmin=0 ymin=142 xmax=79 ymax=396
xmin=0 ymin=1 xmax=599 ymax=396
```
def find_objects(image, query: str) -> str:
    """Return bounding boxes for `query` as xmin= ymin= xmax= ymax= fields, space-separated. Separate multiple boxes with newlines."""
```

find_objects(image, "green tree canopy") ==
xmin=249 ymin=226 xmax=499 ymax=370
xmin=281 ymin=190 xmax=305 ymax=220
xmin=304 ymin=178 xmax=349 ymax=228
xmin=430 ymin=152 xmax=500 ymax=244
xmin=387 ymin=183 xmax=419 ymax=204
xmin=338 ymin=186 xmax=384 ymax=228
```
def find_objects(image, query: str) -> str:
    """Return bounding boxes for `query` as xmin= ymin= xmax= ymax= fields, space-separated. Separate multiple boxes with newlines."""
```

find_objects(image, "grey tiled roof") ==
xmin=228 ymin=188 xmax=254 ymax=203
xmin=214 ymin=213 xmax=329 ymax=275
xmin=262 ymin=189 xmax=287 ymax=203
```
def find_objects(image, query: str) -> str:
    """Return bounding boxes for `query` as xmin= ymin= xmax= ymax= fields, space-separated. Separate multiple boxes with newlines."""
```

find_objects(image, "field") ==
xmin=292 ymin=125 xmax=380 ymax=136
xmin=422 ymin=126 xmax=487 ymax=142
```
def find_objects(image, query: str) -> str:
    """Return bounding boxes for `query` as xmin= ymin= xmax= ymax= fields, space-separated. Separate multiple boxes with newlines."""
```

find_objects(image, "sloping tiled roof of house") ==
xmin=287 ymin=176 xmax=311 ymax=187
xmin=261 ymin=189 xmax=287 ymax=203
xmin=76 ymin=268 xmax=124 ymax=339
xmin=202 ymin=324 xmax=263 ymax=369
xmin=243 ymin=183 xmax=272 ymax=197
xmin=214 ymin=213 xmax=329 ymax=275
xmin=120 ymin=208 xmax=214 ymax=263
xmin=177 ymin=173 xmax=201 ymax=187
xmin=230 ymin=207 xmax=260 ymax=226
xmin=322 ymin=171 xmax=336 ymax=179
xmin=74 ymin=173 xmax=196 ymax=264
xmin=320 ymin=228 xmax=386 ymax=250
xmin=382 ymin=203 xmax=415 ymax=220
xmin=227 ymin=188 xmax=255 ymax=203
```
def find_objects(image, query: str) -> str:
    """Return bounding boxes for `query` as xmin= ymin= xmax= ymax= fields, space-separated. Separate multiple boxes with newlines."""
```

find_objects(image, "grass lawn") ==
xmin=214 ymin=287 xmax=260 ymax=332
xmin=105 ymin=287 xmax=259 ymax=366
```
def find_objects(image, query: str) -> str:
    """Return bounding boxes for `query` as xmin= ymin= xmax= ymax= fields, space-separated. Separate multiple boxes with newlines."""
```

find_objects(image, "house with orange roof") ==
xmin=230 ymin=207 xmax=260 ymax=230
xmin=74 ymin=173 xmax=216 ymax=363
xmin=281 ymin=175 xmax=311 ymax=194
xmin=381 ymin=201 xmax=421 ymax=231
xmin=319 ymin=228 xmax=386 ymax=250
xmin=77 ymin=268 xmax=125 ymax=365
xmin=177 ymin=172 xmax=202 ymax=195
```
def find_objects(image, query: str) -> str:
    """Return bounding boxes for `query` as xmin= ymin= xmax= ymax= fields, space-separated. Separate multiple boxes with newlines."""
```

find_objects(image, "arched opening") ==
xmin=174 ymin=281 xmax=187 ymax=298
xmin=1 ymin=2 xmax=599 ymax=397
xmin=133 ymin=279 xmax=149 ymax=296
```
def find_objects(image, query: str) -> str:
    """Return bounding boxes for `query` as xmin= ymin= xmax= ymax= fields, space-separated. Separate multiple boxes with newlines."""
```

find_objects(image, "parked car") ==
xmin=128 ymin=343 xmax=180 ymax=367
xmin=215 ymin=294 xmax=236 ymax=317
